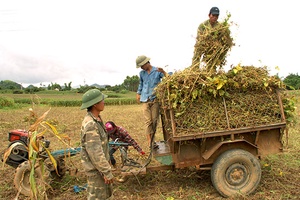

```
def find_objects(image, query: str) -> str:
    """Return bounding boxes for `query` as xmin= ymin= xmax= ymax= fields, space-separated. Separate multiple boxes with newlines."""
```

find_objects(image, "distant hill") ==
xmin=0 ymin=80 xmax=22 ymax=90
xmin=0 ymin=80 xmax=110 ymax=90
xmin=91 ymin=83 xmax=109 ymax=88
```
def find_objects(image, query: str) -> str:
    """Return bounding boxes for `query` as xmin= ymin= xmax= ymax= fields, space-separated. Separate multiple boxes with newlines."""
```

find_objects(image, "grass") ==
xmin=0 ymin=91 xmax=299 ymax=199
xmin=0 ymin=90 xmax=137 ymax=107
xmin=0 ymin=90 xmax=137 ymax=100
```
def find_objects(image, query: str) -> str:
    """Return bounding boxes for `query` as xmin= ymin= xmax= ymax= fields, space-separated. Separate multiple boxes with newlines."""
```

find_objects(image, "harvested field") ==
xmin=0 ymin=96 xmax=299 ymax=199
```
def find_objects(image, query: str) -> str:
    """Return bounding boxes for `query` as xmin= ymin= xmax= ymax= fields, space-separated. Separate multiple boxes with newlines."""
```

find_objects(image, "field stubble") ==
xmin=0 ymin=103 xmax=299 ymax=200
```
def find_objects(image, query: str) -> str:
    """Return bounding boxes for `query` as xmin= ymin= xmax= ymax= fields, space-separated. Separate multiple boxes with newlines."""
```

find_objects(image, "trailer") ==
xmin=138 ymin=90 xmax=287 ymax=197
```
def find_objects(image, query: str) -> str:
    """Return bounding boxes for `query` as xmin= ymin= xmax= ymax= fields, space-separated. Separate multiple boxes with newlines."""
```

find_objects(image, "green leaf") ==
xmin=192 ymin=90 xmax=198 ymax=99
xmin=217 ymin=81 xmax=225 ymax=90
xmin=170 ymin=93 xmax=177 ymax=100
xmin=218 ymin=90 xmax=225 ymax=96
xmin=175 ymin=111 xmax=184 ymax=117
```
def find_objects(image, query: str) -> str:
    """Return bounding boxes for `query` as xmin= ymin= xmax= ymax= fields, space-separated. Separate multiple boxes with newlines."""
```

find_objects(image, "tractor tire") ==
xmin=55 ymin=157 xmax=66 ymax=178
xmin=5 ymin=141 xmax=28 ymax=168
xmin=14 ymin=161 xmax=48 ymax=196
xmin=8 ymin=141 xmax=28 ymax=162
xmin=45 ymin=157 xmax=66 ymax=180
xmin=211 ymin=149 xmax=261 ymax=197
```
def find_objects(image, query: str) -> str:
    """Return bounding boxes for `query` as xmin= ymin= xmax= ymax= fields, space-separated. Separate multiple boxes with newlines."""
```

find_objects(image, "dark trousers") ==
xmin=109 ymin=146 xmax=128 ymax=166
xmin=109 ymin=148 xmax=117 ymax=166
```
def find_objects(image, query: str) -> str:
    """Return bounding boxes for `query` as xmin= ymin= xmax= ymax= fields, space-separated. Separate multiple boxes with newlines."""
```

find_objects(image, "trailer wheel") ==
xmin=14 ymin=161 xmax=49 ymax=196
xmin=211 ymin=149 xmax=261 ymax=197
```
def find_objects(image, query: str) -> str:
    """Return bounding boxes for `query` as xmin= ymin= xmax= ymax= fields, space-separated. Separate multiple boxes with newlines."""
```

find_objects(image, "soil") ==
xmin=0 ymin=105 xmax=299 ymax=200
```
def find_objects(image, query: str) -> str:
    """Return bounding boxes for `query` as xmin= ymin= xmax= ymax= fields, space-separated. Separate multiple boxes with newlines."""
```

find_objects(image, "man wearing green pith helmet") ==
xmin=136 ymin=55 xmax=167 ymax=150
xmin=80 ymin=88 xmax=114 ymax=199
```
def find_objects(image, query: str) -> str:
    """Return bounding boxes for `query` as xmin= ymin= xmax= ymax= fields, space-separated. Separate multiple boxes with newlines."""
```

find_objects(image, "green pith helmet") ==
xmin=80 ymin=89 xmax=107 ymax=110
xmin=136 ymin=55 xmax=150 ymax=68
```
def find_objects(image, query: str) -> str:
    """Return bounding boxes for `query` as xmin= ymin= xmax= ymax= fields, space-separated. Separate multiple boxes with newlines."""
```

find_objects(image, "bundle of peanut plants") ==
xmin=156 ymin=65 xmax=295 ymax=136
xmin=191 ymin=13 xmax=234 ymax=72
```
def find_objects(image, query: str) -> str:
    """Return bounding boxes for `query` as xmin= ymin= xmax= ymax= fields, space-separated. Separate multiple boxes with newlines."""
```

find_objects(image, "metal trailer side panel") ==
xmin=163 ymin=125 xmax=285 ymax=169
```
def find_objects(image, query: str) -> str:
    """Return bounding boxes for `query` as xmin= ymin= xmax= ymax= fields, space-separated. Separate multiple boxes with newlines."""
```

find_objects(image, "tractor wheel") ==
xmin=211 ymin=149 xmax=261 ymax=197
xmin=8 ymin=141 xmax=28 ymax=162
xmin=44 ymin=157 xmax=66 ymax=180
xmin=55 ymin=157 xmax=66 ymax=178
xmin=14 ymin=161 xmax=49 ymax=196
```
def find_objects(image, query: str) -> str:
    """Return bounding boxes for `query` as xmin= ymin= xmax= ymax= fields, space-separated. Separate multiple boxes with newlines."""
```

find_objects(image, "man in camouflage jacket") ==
xmin=80 ymin=89 xmax=113 ymax=200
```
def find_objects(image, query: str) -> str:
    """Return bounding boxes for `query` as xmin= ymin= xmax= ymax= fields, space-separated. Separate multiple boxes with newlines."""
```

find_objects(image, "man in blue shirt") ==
xmin=136 ymin=55 xmax=167 ymax=149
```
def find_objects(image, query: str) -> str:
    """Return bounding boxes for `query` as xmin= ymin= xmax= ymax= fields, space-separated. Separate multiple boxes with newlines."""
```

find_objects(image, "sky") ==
xmin=0 ymin=0 xmax=299 ymax=88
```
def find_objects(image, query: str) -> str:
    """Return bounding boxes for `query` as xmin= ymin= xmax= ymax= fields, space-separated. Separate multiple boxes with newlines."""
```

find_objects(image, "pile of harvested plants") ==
xmin=156 ymin=65 xmax=293 ymax=136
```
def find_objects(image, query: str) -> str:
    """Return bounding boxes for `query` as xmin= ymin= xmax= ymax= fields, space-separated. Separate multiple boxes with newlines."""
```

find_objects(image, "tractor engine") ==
xmin=4 ymin=129 xmax=49 ymax=168
xmin=5 ymin=130 xmax=29 ymax=168
xmin=8 ymin=129 xmax=29 ymax=144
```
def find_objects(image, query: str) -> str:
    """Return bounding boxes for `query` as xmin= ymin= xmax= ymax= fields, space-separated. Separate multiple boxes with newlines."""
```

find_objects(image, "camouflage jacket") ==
xmin=197 ymin=19 xmax=220 ymax=35
xmin=80 ymin=112 xmax=113 ymax=179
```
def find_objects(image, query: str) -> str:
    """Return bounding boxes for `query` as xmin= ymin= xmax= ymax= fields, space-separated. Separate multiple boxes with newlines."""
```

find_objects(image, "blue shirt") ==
xmin=137 ymin=66 xmax=164 ymax=102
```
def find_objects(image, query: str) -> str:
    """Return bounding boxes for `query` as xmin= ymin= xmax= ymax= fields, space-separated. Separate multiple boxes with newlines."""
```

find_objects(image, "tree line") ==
xmin=1 ymin=73 xmax=300 ymax=94
xmin=0 ymin=75 xmax=140 ymax=94
xmin=283 ymin=73 xmax=300 ymax=90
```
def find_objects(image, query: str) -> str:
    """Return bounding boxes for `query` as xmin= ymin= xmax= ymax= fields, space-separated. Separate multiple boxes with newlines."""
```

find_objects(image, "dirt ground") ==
xmin=0 ymin=105 xmax=299 ymax=200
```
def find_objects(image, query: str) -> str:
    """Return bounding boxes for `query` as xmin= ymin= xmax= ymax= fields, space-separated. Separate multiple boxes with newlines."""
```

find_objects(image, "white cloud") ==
xmin=0 ymin=0 xmax=299 ymax=88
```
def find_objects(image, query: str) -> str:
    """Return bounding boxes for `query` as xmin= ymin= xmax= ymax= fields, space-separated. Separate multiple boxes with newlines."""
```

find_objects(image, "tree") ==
xmin=122 ymin=75 xmax=139 ymax=92
xmin=63 ymin=82 xmax=72 ymax=91
xmin=77 ymin=85 xmax=101 ymax=93
xmin=283 ymin=73 xmax=300 ymax=90
xmin=24 ymin=86 xmax=45 ymax=94
xmin=48 ymin=82 xmax=62 ymax=91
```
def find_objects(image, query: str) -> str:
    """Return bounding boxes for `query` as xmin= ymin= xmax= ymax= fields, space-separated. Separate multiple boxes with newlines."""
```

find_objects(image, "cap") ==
xmin=80 ymin=89 xmax=107 ymax=110
xmin=210 ymin=7 xmax=220 ymax=15
xmin=136 ymin=55 xmax=150 ymax=68
xmin=105 ymin=122 xmax=115 ymax=134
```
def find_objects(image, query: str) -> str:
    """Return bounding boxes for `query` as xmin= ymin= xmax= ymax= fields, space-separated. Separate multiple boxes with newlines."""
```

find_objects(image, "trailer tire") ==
xmin=211 ymin=149 xmax=261 ymax=197
xmin=14 ymin=161 xmax=49 ymax=196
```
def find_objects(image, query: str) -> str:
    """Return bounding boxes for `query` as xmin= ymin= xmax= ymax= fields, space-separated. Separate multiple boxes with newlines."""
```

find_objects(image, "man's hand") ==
xmin=157 ymin=67 xmax=167 ymax=76
xmin=104 ymin=176 xmax=114 ymax=184
xmin=136 ymin=93 xmax=141 ymax=103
